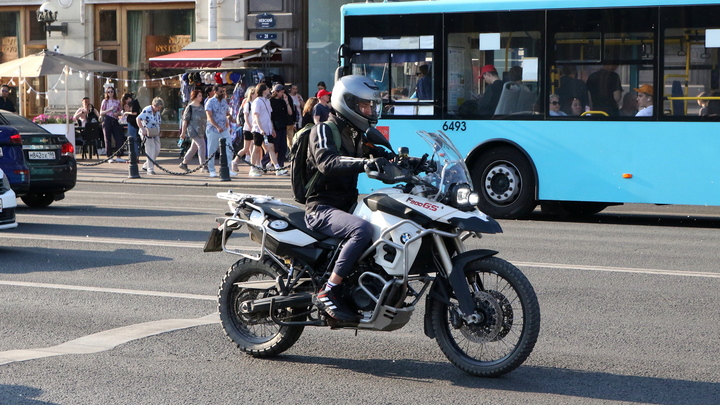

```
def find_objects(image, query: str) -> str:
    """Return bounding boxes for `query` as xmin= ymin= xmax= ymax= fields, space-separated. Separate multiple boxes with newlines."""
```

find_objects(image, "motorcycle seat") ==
xmin=255 ymin=202 xmax=335 ymax=242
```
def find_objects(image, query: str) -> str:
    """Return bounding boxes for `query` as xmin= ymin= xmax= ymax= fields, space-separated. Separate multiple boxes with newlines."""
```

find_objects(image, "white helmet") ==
xmin=331 ymin=75 xmax=381 ymax=132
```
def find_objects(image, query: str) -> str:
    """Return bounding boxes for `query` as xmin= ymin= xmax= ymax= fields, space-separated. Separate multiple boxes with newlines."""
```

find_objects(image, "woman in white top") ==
xmin=251 ymin=83 xmax=287 ymax=176
xmin=232 ymin=87 xmax=256 ymax=172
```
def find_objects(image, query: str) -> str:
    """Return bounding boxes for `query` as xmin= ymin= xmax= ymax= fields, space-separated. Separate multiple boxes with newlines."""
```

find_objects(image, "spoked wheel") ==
xmin=430 ymin=257 xmax=540 ymax=377
xmin=218 ymin=258 xmax=305 ymax=357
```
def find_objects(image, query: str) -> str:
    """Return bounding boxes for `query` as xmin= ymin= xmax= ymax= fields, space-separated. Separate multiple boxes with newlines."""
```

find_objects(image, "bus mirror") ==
xmin=706 ymin=29 xmax=720 ymax=48
xmin=479 ymin=33 xmax=501 ymax=50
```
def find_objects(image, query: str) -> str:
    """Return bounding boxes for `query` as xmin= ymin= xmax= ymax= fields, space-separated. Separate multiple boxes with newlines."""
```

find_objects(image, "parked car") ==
xmin=0 ymin=109 xmax=77 ymax=207
xmin=0 ymin=168 xmax=18 ymax=230
xmin=0 ymin=124 xmax=30 ymax=196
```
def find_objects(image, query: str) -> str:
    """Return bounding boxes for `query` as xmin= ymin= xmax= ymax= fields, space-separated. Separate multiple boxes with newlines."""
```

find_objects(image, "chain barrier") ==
xmin=75 ymin=137 xmax=131 ymax=167
xmin=75 ymin=135 xmax=292 ymax=176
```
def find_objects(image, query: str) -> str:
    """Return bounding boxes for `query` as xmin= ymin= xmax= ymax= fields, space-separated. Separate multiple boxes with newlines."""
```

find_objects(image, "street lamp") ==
xmin=36 ymin=2 xmax=68 ymax=37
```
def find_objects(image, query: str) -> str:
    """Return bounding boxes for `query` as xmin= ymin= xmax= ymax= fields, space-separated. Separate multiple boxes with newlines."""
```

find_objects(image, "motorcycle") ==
xmin=205 ymin=129 xmax=540 ymax=377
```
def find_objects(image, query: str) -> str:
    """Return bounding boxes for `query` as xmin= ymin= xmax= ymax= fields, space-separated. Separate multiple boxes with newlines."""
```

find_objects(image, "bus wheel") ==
xmin=472 ymin=147 xmax=536 ymax=219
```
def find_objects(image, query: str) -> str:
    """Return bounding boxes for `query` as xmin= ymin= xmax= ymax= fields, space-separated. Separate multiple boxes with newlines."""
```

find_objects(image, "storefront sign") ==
xmin=1 ymin=37 xmax=18 ymax=63
xmin=256 ymin=33 xmax=277 ymax=40
xmin=146 ymin=35 xmax=192 ymax=60
xmin=256 ymin=13 xmax=276 ymax=29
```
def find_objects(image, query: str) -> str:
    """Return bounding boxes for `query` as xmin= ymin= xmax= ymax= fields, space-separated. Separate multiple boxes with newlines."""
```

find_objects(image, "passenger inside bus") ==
xmin=477 ymin=64 xmax=504 ymax=115
xmin=548 ymin=94 xmax=566 ymax=116
xmin=586 ymin=64 xmax=623 ymax=116
xmin=634 ymin=84 xmax=654 ymax=117
xmin=619 ymin=92 xmax=638 ymax=117
xmin=557 ymin=65 xmax=588 ymax=113
xmin=566 ymin=97 xmax=584 ymax=116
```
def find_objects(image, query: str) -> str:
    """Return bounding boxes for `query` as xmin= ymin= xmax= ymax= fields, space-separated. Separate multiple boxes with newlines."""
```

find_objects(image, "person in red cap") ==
xmin=477 ymin=64 xmax=503 ymax=115
xmin=634 ymin=84 xmax=654 ymax=117
xmin=313 ymin=89 xmax=332 ymax=123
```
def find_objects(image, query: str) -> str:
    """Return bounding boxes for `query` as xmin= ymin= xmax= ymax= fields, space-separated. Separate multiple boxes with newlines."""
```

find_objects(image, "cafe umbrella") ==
xmin=0 ymin=49 xmax=132 ymax=145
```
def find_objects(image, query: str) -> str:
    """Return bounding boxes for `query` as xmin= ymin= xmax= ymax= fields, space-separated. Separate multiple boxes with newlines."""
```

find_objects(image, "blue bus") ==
xmin=338 ymin=0 xmax=720 ymax=218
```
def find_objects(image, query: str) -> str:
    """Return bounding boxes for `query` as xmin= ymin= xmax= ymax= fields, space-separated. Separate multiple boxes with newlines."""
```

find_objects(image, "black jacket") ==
xmin=306 ymin=115 xmax=368 ymax=213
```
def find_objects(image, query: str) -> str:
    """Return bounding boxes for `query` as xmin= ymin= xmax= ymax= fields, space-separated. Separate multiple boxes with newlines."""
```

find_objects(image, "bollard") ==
xmin=219 ymin=137 xmax=231 ymax=182
xmin=128 ymin=136 xmax=140 ymax=179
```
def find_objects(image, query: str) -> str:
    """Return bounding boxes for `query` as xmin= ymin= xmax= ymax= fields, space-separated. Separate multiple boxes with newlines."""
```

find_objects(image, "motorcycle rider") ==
xmin=306 ymin=75 xmax=390 ymax=322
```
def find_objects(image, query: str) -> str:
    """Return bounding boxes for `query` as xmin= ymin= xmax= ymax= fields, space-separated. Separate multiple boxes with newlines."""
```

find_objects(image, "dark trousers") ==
xmin=102 ymin=116 xmax=125 ymax=157
xmin=305 ymin=204 xmax=374 ymax=278
xmin=261 ymin=127 xmax=288 ymax=168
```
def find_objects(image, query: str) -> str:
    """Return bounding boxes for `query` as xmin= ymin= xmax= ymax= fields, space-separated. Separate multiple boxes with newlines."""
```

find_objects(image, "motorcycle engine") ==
xmin=350 ymin=277 xmax=385 ymax=311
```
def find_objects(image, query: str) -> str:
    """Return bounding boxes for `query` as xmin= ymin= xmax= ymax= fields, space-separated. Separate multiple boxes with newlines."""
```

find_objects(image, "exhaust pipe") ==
xmin=240 ymin=293 xmax=313 ymax=314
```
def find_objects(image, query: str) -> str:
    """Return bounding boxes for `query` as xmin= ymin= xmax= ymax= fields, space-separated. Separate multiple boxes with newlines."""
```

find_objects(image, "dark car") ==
xmin=0 ymin=109 xmax=77 ymax=207
xmin=0 ymin=124 xmax=30 ymax=196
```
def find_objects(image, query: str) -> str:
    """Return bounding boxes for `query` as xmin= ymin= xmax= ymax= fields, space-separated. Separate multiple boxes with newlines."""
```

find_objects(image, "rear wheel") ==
xmin=218 ymin=258 xmax=305 ymax=357
xmin=430 ymin=257 xmax=540 ymax=377
xmin=472 ymin=147 xmax=536 ymax=219
xmin=21 ymin=193 xmax=55 ymax=208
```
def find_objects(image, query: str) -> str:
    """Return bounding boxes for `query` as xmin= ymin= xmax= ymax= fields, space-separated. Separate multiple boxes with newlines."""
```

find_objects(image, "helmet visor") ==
xmin=343 ymin=93 xmax=380 ymax=125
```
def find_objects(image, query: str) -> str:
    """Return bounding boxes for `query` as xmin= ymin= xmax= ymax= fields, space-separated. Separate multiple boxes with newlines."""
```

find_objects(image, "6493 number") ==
xmin=442 ymin=121 xmax=467 ymax=131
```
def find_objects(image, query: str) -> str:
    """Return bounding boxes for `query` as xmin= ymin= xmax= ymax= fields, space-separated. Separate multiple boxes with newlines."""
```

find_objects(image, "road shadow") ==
xmin=274 ymin=356 xmax=718 ymax=404
xmin=0 ymin=247 xmax=171 ymax=273
xmin=525 ymin=210 xmax=720 ymax=229
xmin=0 ymin=385 xmax=59 ymax=404
xmin=15 ymin=204 xmax=204 ymax=219
xmin=4 ymin=222 xmax=212 ymax=243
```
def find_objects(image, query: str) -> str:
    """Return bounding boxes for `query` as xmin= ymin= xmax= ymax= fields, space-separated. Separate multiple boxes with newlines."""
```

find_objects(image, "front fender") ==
xmin=423 ymin=249 xmax=498 ymax=339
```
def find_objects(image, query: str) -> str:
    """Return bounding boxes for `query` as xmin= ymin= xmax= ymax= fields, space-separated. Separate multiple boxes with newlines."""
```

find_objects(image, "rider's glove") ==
xmin=364 ymin=157 xmax=389 ymax=173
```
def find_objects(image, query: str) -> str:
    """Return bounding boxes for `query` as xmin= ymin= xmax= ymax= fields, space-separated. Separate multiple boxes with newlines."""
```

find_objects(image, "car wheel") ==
xmin=21 ymin=193 xmax=55 ymax=208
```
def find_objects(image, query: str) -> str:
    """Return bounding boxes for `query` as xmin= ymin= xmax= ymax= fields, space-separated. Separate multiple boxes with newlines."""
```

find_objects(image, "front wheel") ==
xmin=430 ymin=257 xmax=540 ymax=377
xmin=218 ymin=258 xmax=305 ymax=357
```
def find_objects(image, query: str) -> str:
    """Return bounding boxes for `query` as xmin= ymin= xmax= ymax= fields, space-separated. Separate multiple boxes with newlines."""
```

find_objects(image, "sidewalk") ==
xmin=75 ymin=148 xmax=291 ymax=190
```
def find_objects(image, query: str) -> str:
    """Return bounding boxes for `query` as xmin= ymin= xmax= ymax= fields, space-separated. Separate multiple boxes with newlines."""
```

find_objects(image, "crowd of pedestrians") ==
xmin=64 ymin=77 xmax=335 ymax=178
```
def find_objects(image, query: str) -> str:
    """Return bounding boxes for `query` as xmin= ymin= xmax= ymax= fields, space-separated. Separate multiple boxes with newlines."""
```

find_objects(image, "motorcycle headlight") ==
xmin=452 ymin=184 xmax=479 ymax=210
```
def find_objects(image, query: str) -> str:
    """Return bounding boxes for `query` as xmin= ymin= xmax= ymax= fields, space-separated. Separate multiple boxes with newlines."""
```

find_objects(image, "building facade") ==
xmin=0 ymin=0 xmax=380 ymax=130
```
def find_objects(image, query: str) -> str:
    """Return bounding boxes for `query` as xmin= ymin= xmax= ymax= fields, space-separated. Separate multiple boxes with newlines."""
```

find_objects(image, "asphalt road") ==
xmin=1 ymin=183 xmax=719 ymax=404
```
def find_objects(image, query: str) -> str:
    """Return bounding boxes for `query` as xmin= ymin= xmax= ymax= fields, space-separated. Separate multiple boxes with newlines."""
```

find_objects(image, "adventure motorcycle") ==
xmin=205 ymin=130 xmax=540 ymax=377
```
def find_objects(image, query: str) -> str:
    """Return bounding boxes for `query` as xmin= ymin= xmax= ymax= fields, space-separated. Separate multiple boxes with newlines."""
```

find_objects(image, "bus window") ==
xmin=548 ymin=8 xmax=656 ymax=118
xmin=661 ymin=5 xmax=720 ymax=118
xmin=445 ymin=11 xmax=543 ymax=119
xmin=349 ymin=36 xmax=434 ymax=116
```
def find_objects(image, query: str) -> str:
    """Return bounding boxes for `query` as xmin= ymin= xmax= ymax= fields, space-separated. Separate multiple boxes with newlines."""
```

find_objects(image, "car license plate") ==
xmin=29 ymin=151 xmax=55 ymax=160
xmin=0 ymin=147 xmax=3 ymax=157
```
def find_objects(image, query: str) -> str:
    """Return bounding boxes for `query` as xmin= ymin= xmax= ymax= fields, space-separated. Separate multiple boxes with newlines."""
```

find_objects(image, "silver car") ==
xmin=0 ymin=168 xmax=18 ymax=229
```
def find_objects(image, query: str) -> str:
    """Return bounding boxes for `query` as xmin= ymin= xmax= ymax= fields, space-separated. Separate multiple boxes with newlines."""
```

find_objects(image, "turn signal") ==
xmin=622 ymin=173 xmax=633 ymax=179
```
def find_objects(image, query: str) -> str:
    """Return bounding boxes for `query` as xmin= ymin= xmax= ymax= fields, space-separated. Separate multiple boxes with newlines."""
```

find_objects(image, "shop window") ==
xmin=0 ymin=11 xmax=20 ymax=63
xmin=99 ymin=10 xmax=117 ymax=42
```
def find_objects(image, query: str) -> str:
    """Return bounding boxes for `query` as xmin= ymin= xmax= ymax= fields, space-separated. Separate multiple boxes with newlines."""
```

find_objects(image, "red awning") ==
xmin=148 ymin=49 xmax=254 ymax=68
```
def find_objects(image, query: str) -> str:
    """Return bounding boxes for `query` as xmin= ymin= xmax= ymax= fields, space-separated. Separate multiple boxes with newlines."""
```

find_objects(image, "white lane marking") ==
xmin=0 ymin=313 xmax=219 ymax=366
xmin=515 ymin=262 xmax=720 ymax=278
xmin=0 ymin=280 xmax=216 ymax=301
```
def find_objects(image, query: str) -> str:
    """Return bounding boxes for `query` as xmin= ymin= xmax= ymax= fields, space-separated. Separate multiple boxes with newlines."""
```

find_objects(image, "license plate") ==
xmin=0 ymin=147 xmax=3 ymax=157
xmin=29 ymin=151 xmax=55 ymax=160
xmin=0 ymin=199 xmax=3 ymax=212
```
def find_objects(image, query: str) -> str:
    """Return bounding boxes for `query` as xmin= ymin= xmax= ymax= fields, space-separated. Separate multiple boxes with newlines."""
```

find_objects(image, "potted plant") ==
xmin=32 ymin=114 xmax=76 ymax=143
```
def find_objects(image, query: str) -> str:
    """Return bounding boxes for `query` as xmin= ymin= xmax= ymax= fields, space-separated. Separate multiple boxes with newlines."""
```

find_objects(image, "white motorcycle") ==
xmin=206 ymin=130 xmax=540 ymax=377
